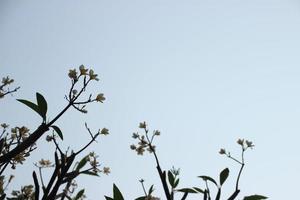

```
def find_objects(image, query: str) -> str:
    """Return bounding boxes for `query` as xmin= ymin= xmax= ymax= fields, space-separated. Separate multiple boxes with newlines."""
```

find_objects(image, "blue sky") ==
xmin=1 ymin=1 xmax=300 ymax=199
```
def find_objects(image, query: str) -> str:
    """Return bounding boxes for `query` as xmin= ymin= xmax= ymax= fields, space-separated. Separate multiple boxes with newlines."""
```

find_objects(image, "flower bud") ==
xmin=100 ymin=128 xmax=109 ymax=135
xmin=219 ymin=148 xmax=226 ymax=155
xmin=139 ymin=122 xmax=146 ymax=129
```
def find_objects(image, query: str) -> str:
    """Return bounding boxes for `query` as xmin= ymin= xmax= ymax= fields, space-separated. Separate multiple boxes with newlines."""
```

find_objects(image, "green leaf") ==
xmin=113 ymin=184 xmax=124 ymax=200
xmin=0 ymin=139 xmax=4 ymax=153
xmin=243 ymin=195 xmax=268 ymax=200
xmin=81 ymin=171 xmax=99 ymax=176
xmin=219 ymin=168 xmax=229 ymax=186
xmin=215 ymin=189 xmax=221 ymax=200
xmin=204 ymin=190 xmax=208 ymax=200
xmin=168 ymin=170 xmax=175 ymax=187
xmin=177 ymin=188 xmax=197 ymax=193
xmin=17 ymin=93 xmax=48 ymax=121
xmin=74 ymin=189 xmax=84 ymax=200
xmin=135 ymin=197 xmax=146 ymax=200
xmin=51 ymin=125 xmax=63 ymax=140
xmin=174 ymin=178 xmax=180 ymax=188
xmin=148 ymin=185 xmax=154 ymax=195
xmin=198 ymin=176 xmax=218 ymax=186
xmin=0 ymin=194 xmax=6 ymax=200
xmin=17 ymin=99 xmax=40 ymax=117
xmin=36 ymin=93 xmax=47 ymax=120
xmin=193 ymin=187 xmax=204 ymax=193
xmin=104 ymin=196 xmax=113 ymax=200
xmin=76 ymin=156 xmax=89 ymax=171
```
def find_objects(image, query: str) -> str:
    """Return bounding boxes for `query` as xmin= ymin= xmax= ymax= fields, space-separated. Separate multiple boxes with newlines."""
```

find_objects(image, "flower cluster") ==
xmin=0 ymin=175 xmax=14 ymax=195
xmin=67 ymin=65 xmax=105 ymax=114
xmin=0 ymin=76 xmax=19 ymax=99
xmin=1 ymin=123 xmax=8 ymax=129
xmin=68 ymin=65 xmax=99 ymax=82
xmin=11 ymin=185 xmax=34 ymax=200
xmin=2 ymin=76 xmax=14 ymax=85
xmin=0 ymin=76 xmax=14 ymax=99
xmin=0 ymin=125 xmax=35 ymax=169
xmin=99 ymin=127 xmax=109 ymax=135
xmin=87 ymin=152 xmax=100 ymax=172
xmin=130 ymin=122 xmax=160 ymax=156
xmin=37 ymin=159 xmax=52 ymax=168
xmin=219 ymin=138 xmax=254 ymax=156
xmin=85 ymin=152 xmax=110 ymax=175
xmin=237 ymin=138 xmax=254 ymax=149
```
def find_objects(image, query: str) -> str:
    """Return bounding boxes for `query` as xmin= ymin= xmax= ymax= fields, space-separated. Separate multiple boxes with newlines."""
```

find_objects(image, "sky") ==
xmin=1 ymin=0 xmax=300 ymax=199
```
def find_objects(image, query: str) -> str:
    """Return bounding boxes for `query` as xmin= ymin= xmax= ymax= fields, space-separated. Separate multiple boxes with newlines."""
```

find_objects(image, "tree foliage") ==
xmin=1 ymin=66 xmax=267 ymax=200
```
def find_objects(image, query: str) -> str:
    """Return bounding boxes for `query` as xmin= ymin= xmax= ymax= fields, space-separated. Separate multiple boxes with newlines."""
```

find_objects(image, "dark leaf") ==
xmin=36 ymin=93 xmax=47 ymax=120
xmin=74 ymin=189 xmax=85 ymax=200
xmin=198 ymin=176 xmax=218 ymax=186
xmin=177 ymin=188 xmax=197 ymax=193
xmin=0 ymin=194 xmax=6 ymax=200
xmin=215 ymin=188 xmax=221 ymax=200
xmin=32 ymin=171 xmax=39 ymax=200
xmin=228 ymin=190 xmax=240 ymax=200
xmin=104 ymin=196 xmax=113 ymax=200
xmin=243 ymin=195 xmax=268 ymax=200
xmin=0 ymin=139 xmax=4 ymax=153
xmin=168 ymin=170 xmax=175 ymax=187
xmin=174 ymin=178 xmax=180 ymax=188
xmin=193 ymin=187 xmax=204 ymax=193
xmin=17 ymin=99 xmax=41 ymax=118
xmin=135 ymin=197 xmax=146 ymax=200
xmin=204 ymin=190 xmax=207 ymax=200
xmin=81 ymin=171 xmax=99 ymax=176
xmin=51 ymin=125 xmax=63 ymax=140
xmin=219 ymin=168 xmax=229 ymax=186
xmin=148 ymin=185 xmax=154 ymax=195
xmin=113 ymin=184 xmax=124 ymax=200
xmin=76 ymin=156 xmax=89 ymax=171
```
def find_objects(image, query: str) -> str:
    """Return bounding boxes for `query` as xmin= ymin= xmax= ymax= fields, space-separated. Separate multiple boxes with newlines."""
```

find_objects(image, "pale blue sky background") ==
xmin=1 ymin=1 xmax=300 ymax=199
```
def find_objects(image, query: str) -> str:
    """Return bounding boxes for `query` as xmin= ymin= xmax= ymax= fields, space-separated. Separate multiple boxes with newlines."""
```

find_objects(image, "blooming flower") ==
xmin=1 ymin=123 xmax=8 ymax=129
xmin=139 ymin=121 xmax=147 ymax=129
xmin=79 ymin=65 xmax=88 ymax=75
xmin=100 ymin=128 xmax=109 ymax=135
xmin=136 ymin=146 xmax=145 ymax=155
xmin=38 ymin=159 xmax=52 ymax=167
xmin=132 ymin=132 xmax=139 ymax=139
xmin=19 ymin=126 xmax=29 ymax=136
xmin=103 ymin=167 xmax=110 ymax=175
xmin=2 ymin=76 xmax=13 ymax=85
xmin=245 ymin=140 xmax=254 ymax=148
xmin=237 ymin=139 xmax=244 ymax=146
xmin=154 ymin=130 xmax=160 ymax=136
xmin=68 ymin=69 xmax=77 ymax=80
xmin=13 ymin=153 xmax=25 ymax=164
xmin=89 ymin=69 xmax=99 ymax=81
xmin=95 ymin=93 xmax=105 ymax=102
